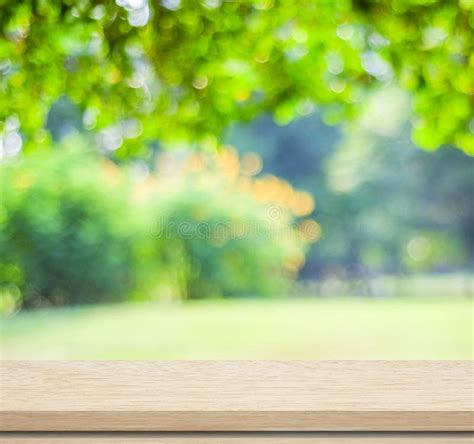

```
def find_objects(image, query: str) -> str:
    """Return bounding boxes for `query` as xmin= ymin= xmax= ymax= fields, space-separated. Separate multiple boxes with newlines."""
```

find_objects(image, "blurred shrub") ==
xmin=403 ymin=232 xmax=466 ymax=272
xmin=0 ymin=145 xmax=316 ymax=310
xmin=139 ymin=147 xmax=316 ymax=300
xmin=0 ymin=148 xmax=138 ymax=311
xmin=149 ymin=189 xmax=301 ymax=300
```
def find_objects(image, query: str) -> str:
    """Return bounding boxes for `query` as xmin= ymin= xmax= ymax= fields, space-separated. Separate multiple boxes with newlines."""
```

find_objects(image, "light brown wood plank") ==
xmin=0 ymin=432 xmax=473 ymax=443
xmin=1 ymin=361 xmax=472 ymax=432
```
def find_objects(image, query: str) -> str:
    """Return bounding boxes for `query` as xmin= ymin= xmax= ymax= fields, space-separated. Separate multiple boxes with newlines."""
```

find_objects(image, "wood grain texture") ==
xmin=1 ymin=361 xmax=472 ymax=432
xmin=1 ymin=432 xmax=473 ymax=443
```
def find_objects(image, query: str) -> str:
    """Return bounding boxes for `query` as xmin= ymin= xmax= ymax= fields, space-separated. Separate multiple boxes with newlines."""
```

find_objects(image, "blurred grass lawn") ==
xmin=1 ymin=296 xmax=472 ymax=360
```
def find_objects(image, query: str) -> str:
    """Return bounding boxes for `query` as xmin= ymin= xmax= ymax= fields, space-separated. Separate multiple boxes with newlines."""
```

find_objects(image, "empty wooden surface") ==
xmin=1 ymin=432 xmax=473 ymax=443
xmin=1 ymin=361 xmax=473 ymax=432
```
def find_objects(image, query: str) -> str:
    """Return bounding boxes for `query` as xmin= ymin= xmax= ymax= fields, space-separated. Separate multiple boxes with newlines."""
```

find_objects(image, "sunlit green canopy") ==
xmin=1 ymin=0 xmax=472 ymax=155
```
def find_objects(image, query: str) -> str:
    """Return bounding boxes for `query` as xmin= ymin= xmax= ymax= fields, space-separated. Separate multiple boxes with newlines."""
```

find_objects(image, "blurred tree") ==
xmin=228 ymin=86 xmax=474 ymax=279
xmin=143 ymin=147 xmax=315 ymax=300
xmin=0 ymin=147 xmax=140 ymax=309
xmin=1 ymin=0 xmax=472 ymax=156
xmin=0 ymin=142 xmax=315 ymax=310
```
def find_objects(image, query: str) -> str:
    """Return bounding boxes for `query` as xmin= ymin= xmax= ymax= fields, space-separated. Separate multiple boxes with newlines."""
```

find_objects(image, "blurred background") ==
xmin=0 ymin=1 xmax=472 ymax=359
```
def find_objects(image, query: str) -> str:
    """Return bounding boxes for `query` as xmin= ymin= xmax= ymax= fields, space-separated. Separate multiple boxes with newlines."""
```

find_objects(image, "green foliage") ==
xmin=0 ymin=145 xmax=311 ymax=310
xmin=151 ymin=184 xmax=305 ymax=300
xmin=0 ymin=148 xmax=137 ymax=309
xmin=0 ymin=1 xmax=472 ymax=155
xmin=228 ymin=86 xmax=474 ymax=278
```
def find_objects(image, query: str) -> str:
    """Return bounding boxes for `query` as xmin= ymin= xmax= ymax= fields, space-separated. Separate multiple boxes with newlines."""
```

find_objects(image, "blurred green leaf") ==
xmin=0 ymin=0 xmax=471 ymax=154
